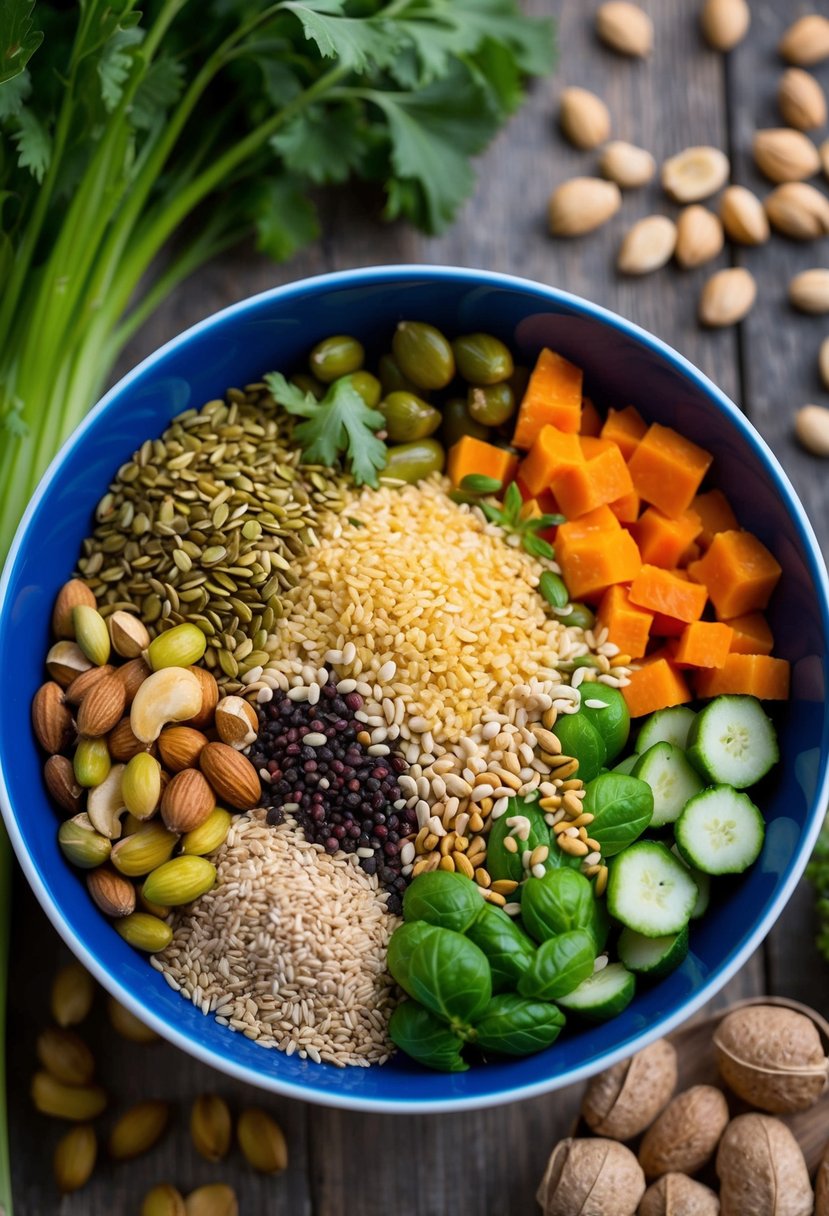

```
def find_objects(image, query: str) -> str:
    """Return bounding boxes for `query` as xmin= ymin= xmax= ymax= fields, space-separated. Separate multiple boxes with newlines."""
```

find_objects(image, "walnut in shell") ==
xmin=816 ymin=1141 xmax=829 ymax=1216
xmin=537 ymin=1137 xmax=645 ymax=1216
xmin=581 ymin=1038 xmax=677 ymax=1140
xmin=714 ymin=1005 xmax=828 ymax=1113
xmin=639 ymin=1173 xmax=720 ymax=1216
xmin=716 ymin=1113 xmax=813 ymax=1216
xmin=639 ymin=1085 xmax=729 ymax=1180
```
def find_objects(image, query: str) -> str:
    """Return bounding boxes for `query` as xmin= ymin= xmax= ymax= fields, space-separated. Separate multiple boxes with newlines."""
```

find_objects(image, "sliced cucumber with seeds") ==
xmin=671 ymin=844 xmax=711 ymax=919
xmin=633 ymin=742 xmax=704 ymax=827
xmin=556 ymin=962 xmax=635 ymax=1020
xmin=636 ymin=706 xmax=696 ymax=753
xmin=675 ymin=786 xmax=765 ymax=875
xmin=618 ymin=924 xmax=689 ymax=978
xmin=612 ymin=753 xmax=639 ymax=776
xmin=686 ymin=695 xmax=778 ymax=789
xmin=607 ymin=841 xmax=697 ymax=937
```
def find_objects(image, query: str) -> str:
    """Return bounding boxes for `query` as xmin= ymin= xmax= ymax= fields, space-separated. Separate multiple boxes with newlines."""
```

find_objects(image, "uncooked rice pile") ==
xmin=155 ymin=813 xmax=398 ymax=1066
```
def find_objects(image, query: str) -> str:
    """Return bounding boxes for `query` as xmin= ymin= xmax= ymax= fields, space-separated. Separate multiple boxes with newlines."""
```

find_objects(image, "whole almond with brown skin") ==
xmin=108 ymin=717 xmax=149 ymax=763
xmin=582 ymin=1039 xmax=677 ymax=1141
xmin=662 ymin=146 xmax=729 ymax=202
xmin=214 ymin=697 xmax=258 ymax=749
xmin=87 ymin=868 xmax=137 ymax=918
xmin=109 ymin=611 xmax=151 ymax=659
xmin=639 ymin=1173 xmax=720 ymax=1216
xmin=52 ymin=580 xmax=96 ymax=639
xmin=700 ymin=0 xmax=749 ymax=51
xmin=161 ymin=768 xmax=215 ymax=833
xmin=47 ymin=641 xmax=93 ymax=687
xmin=65 ymin=663 xmax=115 ymax=707
xmin=559 ymin=86 xmax=611 ymax=150
xmin=159 ymin=726 xmax=209 ymax=772
xmin=142 ymin=1184 xmax=186 ymax=1216
xmin=789 ymin=268 xmax=829 ymax=314
xmin=720 ymin=184 xmax=770 ymax=244
xmin=599 ymin=141 xmax=656 ymax=189
xmin=185 ymin=665 xmax=219 ymax=729
xmin=595 ymin=1 xmax=653 ymax=57
xmin=33 ymin=682 xmax=74 ymax=754
xmin=537 ymin=1137 xmax=645 ymax=1216
xmin=77 ymin=672 xmax=127 ymax=737
xmin=639 ymin=1085 xmax=729 ymax=1180
xmin=199 ymin=743 xmax=261 ymax=810
xmin=699 ymin=267 xmax=756 ymax=326
xmin=617 ymin=215 xmax=677 ymax=274
xmin=109 ymin=1100 xmax=170 ymax=1161
xmin=184 ymin=1185 xmax=238 ymax=1216
xmin=753 ymin=128 xmax=820 ymax=183
xmin=714 ymin=1004 xmax=828 ymax=1111
xmin=37 ymin=1026 xmax=96 ymax=1086
xmin=765 ymin=181 xmax=829 ymax=238
xmin=54 ymin=1124 xmax=97 ymax=1195
xmin=117 ymin=656 xmax=152 ymax=707
xmin=716 ymin=1113 xmax=813 ymax=1216
xmin=674 ymin=205 xmax=724 ymax=268
xmin=45 ymin=755 xmax=84 ymax=814
xmin=780 ymin=15 xmax=829 ymax=66
xmin=190 ymin=1094 xmax=232 ymax=1162
xmin=778 ymin=68 xmax=827 ymax=131
xmin=549 ymin=177 xmax=621 ymax=236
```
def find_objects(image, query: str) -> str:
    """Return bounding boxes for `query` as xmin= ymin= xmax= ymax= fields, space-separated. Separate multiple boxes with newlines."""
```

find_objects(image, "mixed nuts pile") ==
xmin=550 ymin=2 xmax=829 ymax=457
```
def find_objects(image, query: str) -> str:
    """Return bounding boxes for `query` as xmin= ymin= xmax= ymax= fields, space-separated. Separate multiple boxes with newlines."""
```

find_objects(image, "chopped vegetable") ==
xmin=607 ymin=841 xmax=698 ymax=936
xmin=629 ymin=565 xmax=709 ymax=623
xmin=596 ymin=584 xmax=653 ymax=659
xmin=725 ymin=612 xmax=775 ymax=656
xmin=633 ymin=507 xmax=703 ymax=568
xmin=694 ymin=653 xmax=791 ymax=700
xmin=608 ymin=488 xmax=641 ymax=523
xmin=628 ymin=423 xmax=713 ymax=518
xmin=446 ymin=435 xmax=518 ymax=490
xmin=673 ymin=621 xmax=734 ymax=669
xmin=688 ymin=530 xmax=783 ymax=619
xmin=512 ymin=348 xmax=583 ymax=448
xmin=518 ymin=425 xmax=584 ymax=497
xmin=579 ymin=397 xmax=602 ymax=437
xmin=692 ymin=489 xmax=739 ymax=548
xmin=550 ymin=443 xmax=634 ymax=518
xmin=686 ymin=695 xmax=779 ymax=787
xmin=675 ymin=786 xmax=765 ymax=875
xmin=622 ymin=657 xmax=693 ymax=718
xmin=600 ymin=405 xmax=647 ymax=460
xmin=556 ymin=528 xmax=642 ymax=601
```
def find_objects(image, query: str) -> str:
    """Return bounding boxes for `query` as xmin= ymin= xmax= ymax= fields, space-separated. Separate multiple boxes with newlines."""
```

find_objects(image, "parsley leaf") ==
xmin=282 ymin=0 xmax=402 ymax=72
xmin=271 ymin=102 xmax=369 ymax=184
xmin=0 ymin=0 xmax=43 ymax=85
xmin=12 ymin=106 xmax=50 ymax=181
xmin=0 ymin=69 xmax=31 ymax=119
xmin=98 ymin=26 xmax=144 ymax=112
xmin=253 ymin=177 xmax=320 ymax=261
xmin=131 ymin=57 xmax=185 ymax=130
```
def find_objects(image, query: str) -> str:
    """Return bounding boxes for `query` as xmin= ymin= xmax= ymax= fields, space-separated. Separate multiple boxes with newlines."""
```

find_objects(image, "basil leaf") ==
xmin=473 ymin=994 xmax=565 ymax=1056
xmin=389 ymin=1000 xmax=468 ymax=1072
xmin=554 ymin=711 xmax=607 ymax=784
xmin=407 ymin=927 xmax=492 ymax=1027
xmin=387 ymin=921 xmax=440 ymax=995
xmin=486 ymin=797 xmax=551 ymax=885
xmin=502 ymin=479 xmax=522 ymax=524
xmin=522 ymin=532 xmax=555 ymax=560
xmin=538 ymin=570 xmax=568 ymax=608
xmin=466 ymin=903 xmax=536 ymax=992
xmin=582 ymin=773 xmax=654 ymax=857
xmin=517 ymin=929 xmax=595 ymax=1000
xmin=402 ymin=870 xmax=484 ymax=933
xmin=521 ymin=869 xmax=596 ymax=944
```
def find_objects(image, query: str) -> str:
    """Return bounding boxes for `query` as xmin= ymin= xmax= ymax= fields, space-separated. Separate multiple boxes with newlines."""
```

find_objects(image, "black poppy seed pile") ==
xmin=251 ymin=679 xmax=419 ymax=914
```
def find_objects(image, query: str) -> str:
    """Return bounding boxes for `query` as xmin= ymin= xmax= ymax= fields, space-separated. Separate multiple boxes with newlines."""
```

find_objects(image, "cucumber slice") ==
xmin=612 ymin=753 xmax=639 ymax=776
xmin=636 ymin=706 xmax=696 ymax=753
xmin=618 ymin=924 xmax=689 ymax=978
xmin=686 ymin=695 xmax=778 ymax=789
xmin=556 ymin=962 xmax=635 ymax=1020
xmin=579 ymin=685 xmax=630 ymax=761
xmin=607 ymin=841 xmax=697 ymax=937
xmin=671 ymin=844 xmax=711 ymax=919
xmin=675 ymin=785 xmax=765 ymax=875
xmin=633 ymin=742 xmax=704 ymax=827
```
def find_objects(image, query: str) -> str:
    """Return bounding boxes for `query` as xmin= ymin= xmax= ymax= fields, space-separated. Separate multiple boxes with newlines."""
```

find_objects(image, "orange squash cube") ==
xmin=694 ymin=653 xmax=790 ymax=700
xmin=673 ymin=621 xmax=734 ymax=668
xmin=551 ymin=444 xmax=634 ymax=518
xmin=518 ymin=426 xmax=584 ymax=497
xmin=600 ymin=405 xmax=647 ymax=460
xmin=596 ymin=585 xmax=653 ymax=659
xmin=579 ymin=436 xmax=616 ymax=459
xmin=692 ymin=489 xmax=739 ymax=549
xmin=609 ymin=489 xmax=641 ymax=524
xmin=623 ymin=658 xmax=693 ymax=718
xmin=687 ymin=530 xmax=782 ymax=619
xmin=725 ymin=612 xmax=774 ymax=656
xmin=447 ymin=436 xmax=518 ymax=490
xmin=628 ymin=423 xmax=713 ymax=518
xmin=512 ymin=349 xmax=583 ymax=448
xmin=633 ymin=507 xmax=703 ymax=569
xmin=557 ymin=529 xmax=642 ymax=601
xmin=580 ymin=397 xmax=602 ymax=437
xmin=629 ymin=565 xmax=709 ymax=623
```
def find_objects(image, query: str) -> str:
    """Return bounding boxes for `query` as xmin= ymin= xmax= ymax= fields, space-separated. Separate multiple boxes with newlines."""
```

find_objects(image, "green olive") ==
xmin=441 ymin=398 xmax=489 ymax=447
xmin=378 ymin=352 xmax=421 ymax=396
xmin=452 ymin=333 xmax=514 ymax=386
xmin=349 ymin=370 xmax=382 ymax=409
xmin=381 ymin=391 xmax=442 ymax=442
xmin=290 ymin=372 xmax=324 ymax=400
xmin=392 ymin=321 xmax=455 ymax=390
xmin=563 ymin=603 xmax=595 ymax=630
xmin=309 ymin=335 xmax=364 ymax=383
xmin=468 ymin=382 xmax=515 ymax=427
xmin=382 ymin=438 xmax=446 ymax=484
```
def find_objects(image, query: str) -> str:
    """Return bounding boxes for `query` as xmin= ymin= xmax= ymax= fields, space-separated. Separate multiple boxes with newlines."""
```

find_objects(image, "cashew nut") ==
xmin=86 ymin=764 xmax=128 ymax=839
xmin=130 ymin=667 xmax=203 ymax=743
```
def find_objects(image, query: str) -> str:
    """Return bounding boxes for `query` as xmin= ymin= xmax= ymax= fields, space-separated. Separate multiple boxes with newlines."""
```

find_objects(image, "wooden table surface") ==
xmin=9 ymin=2 xmax=829 ymax=1211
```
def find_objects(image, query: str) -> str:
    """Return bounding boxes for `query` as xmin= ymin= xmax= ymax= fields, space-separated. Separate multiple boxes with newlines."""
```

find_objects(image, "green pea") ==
xmin=442 ymin=397 xmax=488 ymax=447
xmin=290 ymin=372 xmax=324 ymax=400
xmin=381 ymin=438 xmax=446 ymax=484
xmin=538 ymin=571 xmax=569 ymax=610
xmin=381 ymin=391 xmax=442 ymax=442
xmin=562 ymin=602 xmax=595 ymax=630
xmin=348 ymin=370 xmax=382 ymax=409
xmin=378 ymin=352 xmax=421 ymax=397
xmin=309 ymin=334 xmax=364 ymax=383
xmin=468 ymin=382 xmax=515 ymax=427
xmin=392 ymin=321 xmax=455 ymax=390
xmin=452 ymin=333 xmax=514 ymax=386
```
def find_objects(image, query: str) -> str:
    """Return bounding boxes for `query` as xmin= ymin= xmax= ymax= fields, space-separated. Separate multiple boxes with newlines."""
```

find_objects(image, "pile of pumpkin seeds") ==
xmin=76 ymin=384 xmax=347 ymax=691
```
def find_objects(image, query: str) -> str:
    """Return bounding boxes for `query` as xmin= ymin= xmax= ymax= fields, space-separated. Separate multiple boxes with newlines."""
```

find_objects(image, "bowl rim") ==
xmin=2 ymin=262 xmax=829 ymax=1113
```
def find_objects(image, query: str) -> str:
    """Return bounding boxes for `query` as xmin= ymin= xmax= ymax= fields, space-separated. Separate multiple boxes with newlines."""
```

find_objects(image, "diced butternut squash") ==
xmin=692 ymin=489 xmax=738 ymax=549
xmin=556 ymin=529 xmax=642 ymax=601
xmin=622 ymin=658 xmax=693 ymax=717
xmin=551 ymin=444 xmax=634 ymax=518
xmin=579 ymin=436 xmax=616 ymax=458
xmin=515 ymin=479 xmax=559 ymax=516
xmin=600 ymin=405 xmax=647 ymax=460
xmin=628 ymin=423 xmax=713 ymax=518
xmin=633 ymin=507 xmax=703 ymax=569
xmin=447 ymin=435 xmax=518 ymax=490
xmin=694 ymin=653 xmax=790 ymax=700
xmin=512 ymin=349 xmax=583 ymax=448
xmin=629 ymin=565 xmax=709 ymax=623
xmin=580 ymin=397 xmax=602 ymax=437
xmin=673 ymin=621 xmax=734 ymax=668
xmin=725 ymin=612 xmax=774 ymax=656
xmin=609 ymin=489 xmax=641 ymax=524
xmin=680 ymin=541 xmax=701 ymax=566
xmin=649 ymin=611 xmax=689 ymax=637
xmin=596 ymin=585 xmax=653 ymax=659
xmin=556 ymin=505 xmax=620 ymax=551
xmin=518 ymin=426 xmax=584 ymax=497
xmin=687 ymin=529 xmax=782 ymax=619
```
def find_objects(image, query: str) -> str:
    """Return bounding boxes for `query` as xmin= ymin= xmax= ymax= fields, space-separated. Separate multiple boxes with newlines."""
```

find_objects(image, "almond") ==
xmin=52 ymin=580 xmax=96 ymax=639
xmin=720 ymin=185 xmax=770 ymax=244
xmin=108 ymin=611 xmax=151 ymax=659
xmin=780 ymin=15 xmax=829 ymax=66
xmin=753 ymin=128 xmax=820 ymax=183
xmin=549 ymin=177 xmax=621 ymax=236
xmin=46 ymin=641 xmax=93 ymax=687
xmin=161 ymin=769 xmax=215 ymax=833
xmin=65 ymin=663 xmax=116 ymax=706
xmin=700 ymin=0 xmax=749 ymax=52
xmin=617 ymin=215 xmax=677 ymax=275
xmin=599 ymin=141 xmax=656 ymax=189
xmin=77 ymin=672 xmax=127 ymax=737
xmin=32 ymin=682 xmax=74 ymax=754
xmin=778 ymin=68 xmax=827 ymax=131
xmin=765 ymin=181 xmax=829 ymax=238
xmin=199 ymin=743 xmax=261 ymax=811
xmin=699 ymin=267 xmax=756 ymax=327
xmin=789 ymin=268 xmax=829 ymax=313
xmin=559 ymin=86 xmax=611 ymax=150
xmin=87 ymin=868 xmax=136 ymax=918
xmin=214 ymin=697 xmax=258 ymax=750
xmin=44 ymin=755 xmax=84 ymax=815
xmin=674 ymin=205 xmax=724 ymax=268
xmin=796 ymin=404 xmax=829 ymax=456
xmin=595 ymin=1 xmax=653 ymax=57
xmin=185 ymin=665 xmax=219 ymax=730
xmin=158 ymin=726 xmax=209 ymax=772
xmin=661 ymin=146 xmax=729 ymax=202
xmin=108 ymin=717 xmax=150 ymax=763
xmin=117 ymin=656 xmax=152 ymax=706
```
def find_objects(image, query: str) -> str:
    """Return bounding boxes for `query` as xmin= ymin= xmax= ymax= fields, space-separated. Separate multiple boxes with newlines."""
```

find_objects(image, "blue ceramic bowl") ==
xmin=2 ymin=266 xmax=829 ymax=1113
